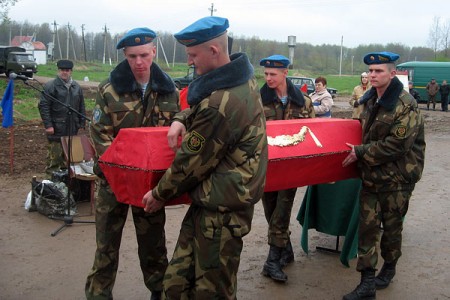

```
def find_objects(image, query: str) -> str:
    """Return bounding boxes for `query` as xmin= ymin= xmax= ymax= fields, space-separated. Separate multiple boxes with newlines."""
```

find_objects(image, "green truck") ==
xmin=0 ymin=46 xmax=38 ymax=78
xmin=397 ymin=61 xmax=450 ymax=102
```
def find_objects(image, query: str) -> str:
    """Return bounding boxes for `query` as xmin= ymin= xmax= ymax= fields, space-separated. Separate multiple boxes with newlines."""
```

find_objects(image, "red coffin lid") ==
xmin=266 ymin=118 xmax=361 ymax=160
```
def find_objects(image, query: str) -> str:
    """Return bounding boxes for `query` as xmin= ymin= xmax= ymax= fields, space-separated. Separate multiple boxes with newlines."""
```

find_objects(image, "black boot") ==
xmin=280 ymin=240 xmax=294 ymax=268
xmin=150 ymin=291 xmax=161 ymax=300
xmin=342 ymin=269 xmax=376 ymax=300
xmin=262 ymin=246 xmax=288 ymax=282
xmin=375 ymin=261 xmax=396 ymax=289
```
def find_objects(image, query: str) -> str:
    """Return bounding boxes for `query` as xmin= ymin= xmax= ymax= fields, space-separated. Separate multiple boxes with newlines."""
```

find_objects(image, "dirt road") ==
xmin=0 ymin=98 xmax=449 ymax=299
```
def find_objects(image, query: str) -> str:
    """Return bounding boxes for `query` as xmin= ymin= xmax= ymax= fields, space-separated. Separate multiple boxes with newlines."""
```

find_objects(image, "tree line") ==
xmin=428 ymin=16 xmax=450 ymax=59
xmin=0 ymin=18 xmax=448 ymax=75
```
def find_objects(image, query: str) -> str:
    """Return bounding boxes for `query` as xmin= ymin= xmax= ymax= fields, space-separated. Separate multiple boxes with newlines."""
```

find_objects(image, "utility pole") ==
xmin=208 ymin=3 xmax=216 ymax=16
xmin=351 ymin=55 xmax=354 ymax=75
xmin=66 ymin=23 xmax=70 ymax=59
xmin=53 ymin=20 xmax=62 ymax=60
xmin=115 ymin=34 xmax=119 ymax=63
xmin=172 ymin=38 xmax=176 ymax=67
xmin=156 ymin=37 xmax=159 ymax=62
xmin=81 ymin=24 xmax=87 ymax=62
xmin=68 ymin=24 xmax=77 ymax=61
xmin=157 ymin=37 xmax=171 ymax=68
xmin=102 ymin=24 xmax=108 ymax=64
xmin=6 ymin=18 xmax=11 ymax=45
xmin=339 ymin=35 xmax=343 ymax=77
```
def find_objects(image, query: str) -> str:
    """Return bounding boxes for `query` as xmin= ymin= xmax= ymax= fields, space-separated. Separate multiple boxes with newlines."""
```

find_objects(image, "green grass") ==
xmin=2 ymin=61 xmax=359 ymax=122
xmin=256 ymin=69 xmax=359 ymax=96
xmin=37 ymin=62 xmax=115 ymax=82
xmin=39 ymin=61 xmax=193 ymax=82
xmin=327 ymin=75 xmax=359 ymax=95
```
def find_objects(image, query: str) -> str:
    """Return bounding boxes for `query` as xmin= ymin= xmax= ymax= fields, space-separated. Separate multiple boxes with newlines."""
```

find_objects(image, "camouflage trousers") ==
xmin=262 ymin=188 xmax=297 ymax=247
xmin=85 ymin=179 xmax=168 ymax=300
xmin=356 ymin=189 xmax=411 ymax=271
xmin=163 ymin=204 xmax=254 ymax=300
xmin=427 ymin=94 xmax=437 ymax=109
xmin=45 ymin=141 xmax=66 ymax=178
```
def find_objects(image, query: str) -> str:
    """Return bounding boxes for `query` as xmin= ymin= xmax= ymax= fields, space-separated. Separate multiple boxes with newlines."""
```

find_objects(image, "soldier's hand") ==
xmin=342 ymin=143 xmax=357 ymax=167
xmin=45 ymin=127 xmax=55 ymax=135
xmin=142 ymin=190 xmax=164 ymax=213
xmin=167 ymin=121 xmax=186 ymax=152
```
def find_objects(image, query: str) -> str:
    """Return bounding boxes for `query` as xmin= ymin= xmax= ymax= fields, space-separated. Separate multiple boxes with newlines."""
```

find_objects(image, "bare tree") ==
xmin=440 ymin=19 xmax=450 ymax=58
xmin=428 ymin=16 xmax=441 ymax=60
xmin=0 ymin=0 xmax=18 ymax=19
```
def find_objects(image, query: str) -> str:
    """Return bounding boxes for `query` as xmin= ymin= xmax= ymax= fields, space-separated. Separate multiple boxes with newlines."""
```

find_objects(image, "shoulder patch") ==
xmin=92 ymin=108 xmax=102 ymax=124
xmin=394 ymin=124 xmax=407 ymax=138
xmin=186 ymin=130 xmax=205 ymax=152
xmin=399 ymin=90 xmax=414 ymax=105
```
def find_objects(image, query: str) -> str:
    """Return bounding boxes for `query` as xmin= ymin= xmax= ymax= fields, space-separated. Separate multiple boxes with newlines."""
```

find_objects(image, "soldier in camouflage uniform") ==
xmin=38 ymin=60 xmax=85 ymax=178
xmin=342 ymin=52 xmax=425 ymax=300
xmin=85 ymin=28 xmax=180 ymax=300
xmin=142 ymin=17 xmax=268 ymax=299
xmin=426 ymin=78 xmax=439 ymax=110
xmin=259 ymin=54 xmax=315 ymax=282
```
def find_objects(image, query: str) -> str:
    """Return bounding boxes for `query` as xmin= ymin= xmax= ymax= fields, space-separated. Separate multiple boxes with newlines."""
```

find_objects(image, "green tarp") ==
xmin=297 ymin=179 xmax=361 ymax=267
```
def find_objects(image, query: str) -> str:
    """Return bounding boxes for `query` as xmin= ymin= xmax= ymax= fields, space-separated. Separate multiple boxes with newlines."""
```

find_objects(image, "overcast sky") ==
xmin=8 ymin=0 xmax=448 ymax=48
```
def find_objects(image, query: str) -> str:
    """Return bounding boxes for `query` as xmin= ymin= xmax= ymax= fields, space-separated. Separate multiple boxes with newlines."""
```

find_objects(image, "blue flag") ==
xmin=1 ymin=79 xmax=14 ymax=128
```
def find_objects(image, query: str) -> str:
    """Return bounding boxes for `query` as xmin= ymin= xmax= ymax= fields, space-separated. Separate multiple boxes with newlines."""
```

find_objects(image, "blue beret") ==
xmin=363 ymin=51 xmax=399 ymax=65
xmin=116 ymin=27 xmax=156 ymax=49
xmin=57 ymin=59 xmax=73 ymax=69
xmin=174 ymin=16 xmax=229 ymax=47
xmin=259 ymin=54 xmax=290 ymax=68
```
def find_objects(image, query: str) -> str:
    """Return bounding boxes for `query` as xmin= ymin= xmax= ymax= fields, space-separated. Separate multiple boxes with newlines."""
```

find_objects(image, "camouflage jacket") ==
xmin=90 ymin=60 xmax=179 ymax=161
xmin=153 ymin=53 xmax=268 ymax=212
xmin=426 ymin=82 xmax=439 ymax=96
xmin=355 ymin=76 xmax=426 ymax=192
xmin=260 ymin=78 xmax=315 ymax=120
xmin=38 ymin=76 xmax=86 ymax=141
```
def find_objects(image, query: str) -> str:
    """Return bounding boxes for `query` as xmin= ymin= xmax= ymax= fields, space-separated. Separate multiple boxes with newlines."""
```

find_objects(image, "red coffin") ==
xmin=99 ymin=118 xmax=362 ymax=207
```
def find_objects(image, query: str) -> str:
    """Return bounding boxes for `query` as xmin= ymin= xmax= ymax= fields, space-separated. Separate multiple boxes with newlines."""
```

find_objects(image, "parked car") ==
xmin=287 ymin=76 xmax=337 ymax=98
xmin=172 ymin=66 xmax=197 ymax=89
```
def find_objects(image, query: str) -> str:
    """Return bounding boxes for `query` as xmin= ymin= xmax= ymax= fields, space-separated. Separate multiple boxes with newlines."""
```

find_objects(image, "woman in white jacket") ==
xmin=310 ymin=76 xmax=333 ymax=117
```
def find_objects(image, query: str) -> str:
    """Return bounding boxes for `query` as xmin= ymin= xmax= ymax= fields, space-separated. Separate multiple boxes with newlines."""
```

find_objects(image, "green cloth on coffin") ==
xmin=297 ymin=179 xmax=361 ymax=267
